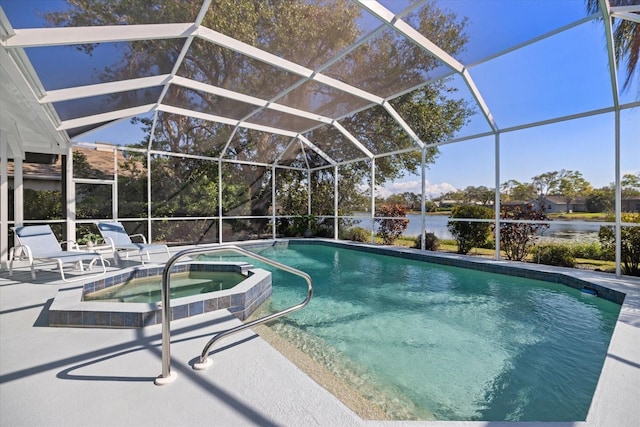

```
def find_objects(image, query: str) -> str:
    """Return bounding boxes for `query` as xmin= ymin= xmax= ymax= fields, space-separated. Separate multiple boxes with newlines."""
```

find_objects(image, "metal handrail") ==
xmin=154 ymin=244 xmax=313 ymax=385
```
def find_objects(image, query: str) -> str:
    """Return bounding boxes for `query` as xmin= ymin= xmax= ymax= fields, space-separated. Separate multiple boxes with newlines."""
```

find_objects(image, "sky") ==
xmin=373 ymin=0 xmax=640 ymax=198
xmin=2 ymin=0 xmax=638 ymax=199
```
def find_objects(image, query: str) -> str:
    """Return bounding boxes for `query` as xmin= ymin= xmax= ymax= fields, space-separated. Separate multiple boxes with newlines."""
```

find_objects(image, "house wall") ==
xmin=8 ymin=177 xmax=60 ymax=192
xmin=622 ymin=198 xmax=640 ymax=213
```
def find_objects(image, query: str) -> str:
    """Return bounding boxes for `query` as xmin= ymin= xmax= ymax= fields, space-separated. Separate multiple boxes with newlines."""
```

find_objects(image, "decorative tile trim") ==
xmin=49 ymin=262 xmax=271 ymax=328
xmin=287 ymin=239 xmax=626 ymax=304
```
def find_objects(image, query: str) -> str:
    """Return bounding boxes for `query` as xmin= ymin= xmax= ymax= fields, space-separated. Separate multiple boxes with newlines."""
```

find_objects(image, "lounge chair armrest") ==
xmin=102 ymin=236 xmax=117 ymax=251
xmin=129 ymin=233 xmax=148 ymax=244
xmin=9 ymin=244 xmax=33 ymax=261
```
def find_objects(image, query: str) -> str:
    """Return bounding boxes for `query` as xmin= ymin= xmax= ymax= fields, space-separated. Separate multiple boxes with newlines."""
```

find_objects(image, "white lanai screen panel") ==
xmin=170 ymin=75 xmax=335 ymax=126
xmin=162 ymin=83 xmax=260 ymax=122
xmin=392 ymin=0 xmax=597 ymax=67
xmin=1 ymin=0 xmax=462 ymax=162
xmin=304 ymin=123 xmax=371 ymax=164
xmin=1 ymin=0 xmax=630 ymax=162
xmin=225 ymin=131 xmax=295 ymax=166
xmin=336 ymin=104 xmax=422 ymax=156
xmin=41 ymin=75 xmax=173 ymax=104
xmin=149 ymin=112 xmax=235 ymax=157
xmin=469 ymin=20 xmax=617 ymax=130
xmin=176 ymin=37 xmax=303 ymax=101
xmin=274 ymin=139 xmax=305 ymax=168
xmin=243 ymin=108 xmax=325 ymax=135
xmin=357 ymin=0 xmax=497 ymax=133
xmin=296 ymin=136 xmax=337 ymax=167
xmin=15 ymin=38 xmax=186 ymax=90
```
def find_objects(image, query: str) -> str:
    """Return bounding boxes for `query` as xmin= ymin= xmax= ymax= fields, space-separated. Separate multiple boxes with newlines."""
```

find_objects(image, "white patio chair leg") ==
xmin=8 ymin=247 xmax=14 ymax=276
xmin=30 ymin=262 xmax=36 ymax=279
xmin=57 ymin=260 xmax=65 ymax=281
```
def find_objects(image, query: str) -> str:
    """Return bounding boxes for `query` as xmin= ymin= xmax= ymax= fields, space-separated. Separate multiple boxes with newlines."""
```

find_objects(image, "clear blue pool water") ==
xmin=84 ymin=271 xmax=245 ymax=303
xmin=207 ymin=244 xmax=620 ymax=421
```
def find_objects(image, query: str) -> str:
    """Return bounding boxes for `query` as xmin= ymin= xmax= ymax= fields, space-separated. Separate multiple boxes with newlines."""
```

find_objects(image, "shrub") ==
xmin=569 ymin=241 xmax=610 ymax=261
xmin=414 ymin=232 xmax=440 ymax=251
xmin=599 ymin=213 xmax=640 ymax=276
xmin=447 ymin=205 xmax=493 ymax=254
xmin=479 ymin=238 xmax=496 ymax=250
xmin=315 ymin=218 xmax=334 ymax=238
xmin=375 ymin=204 xmax=409 ymax=245
xmin=291 ymin=214 xmax=317 ymax=237
xmin=530 ymin=243 xmax=576 ymax=267
xmin=496 ymin=204 xmax=549 ymax=261
xmin=344 ymin=226 xmax=370 ymax=242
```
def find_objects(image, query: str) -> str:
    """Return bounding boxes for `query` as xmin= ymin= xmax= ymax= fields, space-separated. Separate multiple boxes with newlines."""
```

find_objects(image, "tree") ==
xmin=375 ymin=204 xmax=409 ymax=245
xmin=447 ymin=204 xmax=493 ymax=254
xmin=462 ymin=185 xmax=494 ymax=206
xmin=531 ymin=171 xmax=562 ymax=206
xmin=385 ymin=193 xmax=410 ymax=209
xmin=22 ymin=189 xmax=62 ymax=221
xmin=424 ymin=199 xmax=438 ymax=213
xmin=599 ymin=213 xmax=640 ymax=276
xmin=439 ymin=189 xmax=466 ymax=204
xmin=557 ymin=170 xmax=592 ymax=213
xmin=403 ymin=192 xmax=422 ymax=211
xmin=587 ymin=0 xmax=640 ymax=91
xmin=622 ymin=173 xmax=640 ymax=197
xmin=496 ymin=204 xmax=549 ymax=261
xmin=383 ymin=192 xmax=423 ymax=211
xmin=501 ymin=179 xmax=536 ymax=202
xmin=586 ymin=188 xmax=614 ymax=213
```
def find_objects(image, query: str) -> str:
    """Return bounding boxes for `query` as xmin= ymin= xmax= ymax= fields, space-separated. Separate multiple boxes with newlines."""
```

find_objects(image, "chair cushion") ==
xmin=15 ymin=225 xmax=63 ymax=254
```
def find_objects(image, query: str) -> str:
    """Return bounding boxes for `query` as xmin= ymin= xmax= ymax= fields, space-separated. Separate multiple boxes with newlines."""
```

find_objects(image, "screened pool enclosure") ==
xmin=1 ymin=0 xmax=638 ymax=276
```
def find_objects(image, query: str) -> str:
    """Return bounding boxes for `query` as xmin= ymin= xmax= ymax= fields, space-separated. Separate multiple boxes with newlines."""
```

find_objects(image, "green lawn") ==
xmin=381 ymin=236 xmax=617 ymax=273
xmin=547 ymin=212 xmax=609 ymax=221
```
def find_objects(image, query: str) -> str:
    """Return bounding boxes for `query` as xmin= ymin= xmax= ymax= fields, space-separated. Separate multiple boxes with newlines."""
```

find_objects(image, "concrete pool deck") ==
xmin=1 ymin=240 xmax=639 ymax=427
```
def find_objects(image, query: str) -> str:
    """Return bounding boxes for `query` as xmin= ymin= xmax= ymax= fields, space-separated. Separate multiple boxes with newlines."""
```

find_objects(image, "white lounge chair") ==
xmin=96 ymin=221 xmax=170 ymax=265
xmin=9 ymin=225 xmax=106 ymax=282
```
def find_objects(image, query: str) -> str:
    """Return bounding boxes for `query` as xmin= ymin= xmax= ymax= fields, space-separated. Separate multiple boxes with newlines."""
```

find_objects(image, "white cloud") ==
xmin=376 ymin=180 xmax=457 ymax=199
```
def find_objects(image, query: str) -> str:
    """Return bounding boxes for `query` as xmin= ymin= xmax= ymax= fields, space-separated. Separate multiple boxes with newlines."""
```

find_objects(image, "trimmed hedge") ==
xmin=530 ymin=243 xmax=576 ymax=268
xmin=343 ymin=226 xmax=370 ymax=242
xmin=414 ymin=232 xmax=440 ymax=251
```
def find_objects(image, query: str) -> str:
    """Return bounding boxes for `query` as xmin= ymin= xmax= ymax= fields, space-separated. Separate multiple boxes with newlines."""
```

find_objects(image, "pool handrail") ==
xmin=155 ymin=244 xmax=313 ymax=385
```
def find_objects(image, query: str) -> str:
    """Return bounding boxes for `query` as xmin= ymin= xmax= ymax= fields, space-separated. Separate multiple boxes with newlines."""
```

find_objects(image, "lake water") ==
xmin=350 ymin=213 xmax=601 ymax=242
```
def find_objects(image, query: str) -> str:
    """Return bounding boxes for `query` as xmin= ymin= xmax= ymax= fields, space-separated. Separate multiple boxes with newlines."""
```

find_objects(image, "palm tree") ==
xmin=588 ymin=0 xmax=640 ymax=91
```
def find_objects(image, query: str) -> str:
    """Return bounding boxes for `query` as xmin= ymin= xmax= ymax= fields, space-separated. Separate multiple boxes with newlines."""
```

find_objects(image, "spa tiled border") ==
xmin=48 ymin=262 xmax=272 ymax=328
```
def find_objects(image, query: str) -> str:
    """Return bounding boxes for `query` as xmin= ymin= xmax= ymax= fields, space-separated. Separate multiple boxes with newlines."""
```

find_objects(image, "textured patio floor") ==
xmin=1 ymin=243 xmax=639 ymax=427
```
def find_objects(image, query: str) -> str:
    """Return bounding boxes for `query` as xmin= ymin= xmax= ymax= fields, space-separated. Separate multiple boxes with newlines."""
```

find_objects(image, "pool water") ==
xmin=213 ymin=244 xmax=621 ymax=421
xmin=84 ymin=271 xmax=246 ymax=303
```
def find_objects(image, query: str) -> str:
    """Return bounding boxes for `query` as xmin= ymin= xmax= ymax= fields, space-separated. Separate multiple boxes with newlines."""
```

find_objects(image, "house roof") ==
xmin=544 ymin=195 xmax=587 ymax=205
xmin=5 ymin=145 xmax=134 ymax=179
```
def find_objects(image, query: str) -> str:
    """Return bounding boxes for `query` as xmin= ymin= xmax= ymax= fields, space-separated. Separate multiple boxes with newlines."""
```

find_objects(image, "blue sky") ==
xmin=2 ymin=0 xmax=638 ymax=198
xmin=376 ymin=1 xmax=640 ymax=197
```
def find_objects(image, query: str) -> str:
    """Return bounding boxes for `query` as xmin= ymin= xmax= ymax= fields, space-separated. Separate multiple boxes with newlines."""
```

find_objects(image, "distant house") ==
xmin=622 ymin=197 xmax=640 ymax=213
xmin=536 ymin=195 xmax=588 ymax=214
xmin=6 ymin=153 xmax=62 ymax=192
xmin=435 ymin=200 xmax=459 ymax=209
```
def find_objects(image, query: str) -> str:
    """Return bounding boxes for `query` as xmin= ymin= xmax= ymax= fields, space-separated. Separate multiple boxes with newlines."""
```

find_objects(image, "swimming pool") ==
xmin=209 ymin=242 xmax=621 ymax=421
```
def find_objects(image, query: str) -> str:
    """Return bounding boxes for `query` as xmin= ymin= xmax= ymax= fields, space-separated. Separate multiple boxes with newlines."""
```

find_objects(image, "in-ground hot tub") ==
xmin=48 ymin=262 xmax=272 ymax=328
